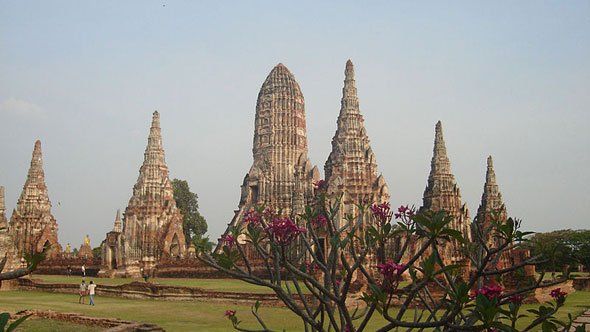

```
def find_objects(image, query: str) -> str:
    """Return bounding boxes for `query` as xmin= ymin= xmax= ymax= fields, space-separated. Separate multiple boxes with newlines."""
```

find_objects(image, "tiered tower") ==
xmin=0 ymin=186 xmax=19 ymax=270
xmin=223 ymin=64 xmax=319 ymax=247
xmin=420 ymin=122 xmax=471 ymax=264
xmin=474 ymin=156 xmax=507 ymax=246
xmin=324 ymin=60 xmax=389 ymax=218
xmin=121 ymin=111 xmax=186 ymax=275
xmin=113 ymin=209 xmax=122 ymax=233
xmin=9 ymin=141 xmax=61 ymax=258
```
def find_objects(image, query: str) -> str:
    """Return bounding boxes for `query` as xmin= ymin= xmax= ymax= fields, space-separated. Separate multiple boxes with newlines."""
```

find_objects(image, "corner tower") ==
xmin=121 ymin=111 xmax=186 ymax=276
xmin=324 ymin=60 xmax=389 ymax=217
xmin=420 ymin=122 xmax=472 ymax=263
xmin=474 ymin=156 xmax=508 ymax=246
xmin=9 ymin=140 xmax=61 ymax=258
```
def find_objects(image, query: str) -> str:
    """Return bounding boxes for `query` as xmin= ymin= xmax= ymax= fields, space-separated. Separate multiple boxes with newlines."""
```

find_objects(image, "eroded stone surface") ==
xmin=0 ymin=186 xmax=19 ymax=271
xmin=419 ymin=122 xmax=472 ymax=264
xmin=324 ymin=60 xmax=389 ymax=218
xmin=220 ymin=64 xmax=319 ymax=251
xmin=101 ymin=112 xmax=186 ymax=277
xmin=9 ymin=140 xmax=61 ymax=258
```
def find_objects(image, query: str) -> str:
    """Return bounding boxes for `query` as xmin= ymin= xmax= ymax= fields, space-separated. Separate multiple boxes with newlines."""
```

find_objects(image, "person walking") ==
xmin=78 ymin=280 xmax=87 ymax=304
xmin=88 ymin=280 xmax=96 ymax=306
xmin=81 ymin=264 xmax=86 ymax=277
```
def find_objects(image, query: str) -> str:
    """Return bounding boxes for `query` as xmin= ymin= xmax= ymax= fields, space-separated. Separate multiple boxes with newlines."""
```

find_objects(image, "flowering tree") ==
xmin=198 ymin=194 xmax=581 ymax=332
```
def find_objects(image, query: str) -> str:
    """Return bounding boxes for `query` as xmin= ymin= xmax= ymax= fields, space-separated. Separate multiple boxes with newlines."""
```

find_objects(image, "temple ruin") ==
xmin=9 ymin=140 xmax=61 ymax=259
xmin=100 ymin=111 xmax=186 ymax=277
xmin=419 ymin=121 xmax=472 ymax=264
xmin=0 ymin=186 xmax=19 ymax=271
xmin=220 ymin=63 xmax=320 ymax=251
xmin=323 ymin=60 xmax=389 ymax=220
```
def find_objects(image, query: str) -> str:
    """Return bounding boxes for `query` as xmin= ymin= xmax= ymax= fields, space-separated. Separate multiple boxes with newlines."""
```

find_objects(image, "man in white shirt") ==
xmin=87 ymin=280 xmax=96 ymax=306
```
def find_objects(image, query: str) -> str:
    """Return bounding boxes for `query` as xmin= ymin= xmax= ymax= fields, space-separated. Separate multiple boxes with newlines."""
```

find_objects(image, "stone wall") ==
xmin=16 ymin=278 xmax=312 ymax=307
xmin=11 ymin=310 xmax=163 ymax=331
xmin=35 ymin=257 xmax=101 ymax=276
xmin=573 ymin=277 xmax=590 ymax=291
xmin=155 ymin=258 xmax=270 ymax=278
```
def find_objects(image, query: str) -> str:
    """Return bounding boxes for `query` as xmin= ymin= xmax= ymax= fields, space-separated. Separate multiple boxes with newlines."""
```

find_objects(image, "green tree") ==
xmin=528 ymin=230 xmax=576 ymax=278
xmin=568 ymin=230 xmax=590 ymax=272
xmin=92 ymin=246 xmax=102 ymax=260
xmin=172 ymin=179 xmax=207 ymax=245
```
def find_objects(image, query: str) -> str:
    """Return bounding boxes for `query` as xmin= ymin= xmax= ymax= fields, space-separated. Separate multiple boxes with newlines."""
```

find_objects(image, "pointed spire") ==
xmin=10 ymin=140 xmax=60 ymax=257
xmin=133 ymin=111 xmax=169 ymax=198
xmin=144 ymin=111 xmax=164 ymax=165
xmin=339 ymin=59 xmax=360 ymax=117
xmin=421 ymin=121 xmax=472 ymax=249
xmin=16 ymin=140 xmax=51 ymax=213
xmin=0 ymin=186 xmax=6 ymax=229
xmin=429 ymin=121 xmax=451 ymax=177
xmin=324 ymin=60 xmax=388 ymax=207
xmin=477 ymin=155 xmax=506 ymax=225
xmin=0 ymin=186 xmax=5 ymax=214
xmin=113 ymin=209 xmax=122 ymax=232
xmin=486 ymin=155 xmax=495 ymax=184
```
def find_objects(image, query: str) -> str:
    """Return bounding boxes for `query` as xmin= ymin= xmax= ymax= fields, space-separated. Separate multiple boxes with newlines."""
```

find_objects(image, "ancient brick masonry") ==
xmin=221 ymin=64 xmax=319 ymax=249
xmin=324 ymin=60 xmax=389 ymax=219
xmin=9 ymin=140 xmax=61 ymax=258
xmin=420 ymin=121 xmax=472 ymax=264
xmin=474 ymin=156 xmax=534 ymax=277
xmin=0 ymin=186 xmax=19 ymax=271
xmin=474 ymin=156 xmax=508 ymax=247
xmin=104 ymin=111 xmax=186 ymax=277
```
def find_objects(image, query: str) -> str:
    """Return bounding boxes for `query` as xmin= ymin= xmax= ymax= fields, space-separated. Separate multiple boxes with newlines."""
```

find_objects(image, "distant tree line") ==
xmin=526 ymin=229 xmax=590 ymax=274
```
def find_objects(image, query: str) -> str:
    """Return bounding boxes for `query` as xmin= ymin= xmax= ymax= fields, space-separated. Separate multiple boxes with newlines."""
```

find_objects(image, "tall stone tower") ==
xmin=420 ymin=122 xmax=471 ymax=264
xmin=0 ymin=187 xmax=8 ymax=232
xmin=121 ymin=111 xmax=186 ymax=276
xmin=9 ymin=140 xmax=61 ymax=258
xmin=223 ymin=64 xmax=319 ymax=245
xmin=475 ymin=156 xmax=507 ymax=246
xmin=0 ymin=186 xmax=19 ymax=270
xmin=324 ymin=60 xmax=389 ymax=218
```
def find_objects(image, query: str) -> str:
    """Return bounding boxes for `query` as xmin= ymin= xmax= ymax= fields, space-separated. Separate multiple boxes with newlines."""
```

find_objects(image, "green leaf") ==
xmin=7 ymin=314 xmax=32 ymax=332
xmin=0 ymin=312 xmax=10 ymax=331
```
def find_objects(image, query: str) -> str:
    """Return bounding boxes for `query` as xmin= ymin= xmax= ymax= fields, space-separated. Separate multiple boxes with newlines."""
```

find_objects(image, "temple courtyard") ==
xmin=1 ymin=275 xmax=588 ymax=331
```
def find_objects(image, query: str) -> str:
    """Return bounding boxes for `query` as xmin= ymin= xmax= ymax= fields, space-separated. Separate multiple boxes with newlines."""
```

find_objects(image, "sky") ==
xmin=1 ymin=1 xmax=589 ymax=249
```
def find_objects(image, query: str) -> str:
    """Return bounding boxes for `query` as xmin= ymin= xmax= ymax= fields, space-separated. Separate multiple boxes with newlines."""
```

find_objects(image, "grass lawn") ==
xmin=2 ymin=288 xmax=588 ymax=331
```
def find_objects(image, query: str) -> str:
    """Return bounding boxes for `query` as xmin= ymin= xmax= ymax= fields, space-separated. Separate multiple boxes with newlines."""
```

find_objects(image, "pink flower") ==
xmin=377 ymin=261 xmax=406 ymax=282
xmin=244 ymin=209 xmax=262 ymax=227
xmin=370 ymin=202 xmax=392 ymax=224
xmin=222 ymin=234 xmax=235 ymax=248
xmin=263 ymin=206 xmax=274 ymax=219
xmin=304 ymin=261 xmax=318 ymax=274
xmin=224 ymin=309 xmax=236 ymax=318
xmin=394 ymin=205 xmax=415 ymax=220
xmin=550 ymin=288 xmax=567 ymax=300
xmin=507 ymin=294 xmax=524 ymax=304
xmin=266 ymin=217 xmax=306 ymax=245
xmin=311 ymin=214 xmax=328 ymax=227
xmin=313 ymin=179 xmax=326 ymax=189
xmin=473 ymin=283 xmax=503 ymax=301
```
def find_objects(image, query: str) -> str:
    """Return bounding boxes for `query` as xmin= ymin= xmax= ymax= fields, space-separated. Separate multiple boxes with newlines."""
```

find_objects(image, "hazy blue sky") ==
xmin=1 ymin=1 xmax=588 ymax=249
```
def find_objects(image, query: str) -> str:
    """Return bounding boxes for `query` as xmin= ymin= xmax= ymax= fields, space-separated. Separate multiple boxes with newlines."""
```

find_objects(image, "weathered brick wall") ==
xmin=11 ymin=310 xmax=163 ymax=331
xmin=16 ymin=278 xmax=313 ymax=307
